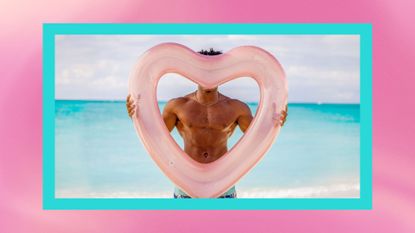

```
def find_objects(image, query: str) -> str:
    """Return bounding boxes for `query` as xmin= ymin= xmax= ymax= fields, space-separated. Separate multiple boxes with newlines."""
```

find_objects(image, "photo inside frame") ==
xmin=54 ymin=34 xmax=361 ymax=199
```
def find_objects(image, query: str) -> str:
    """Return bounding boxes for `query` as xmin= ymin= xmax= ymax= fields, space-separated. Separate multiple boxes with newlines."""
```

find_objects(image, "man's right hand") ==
xmin=126 ymin=94 xmax=136 ymax=118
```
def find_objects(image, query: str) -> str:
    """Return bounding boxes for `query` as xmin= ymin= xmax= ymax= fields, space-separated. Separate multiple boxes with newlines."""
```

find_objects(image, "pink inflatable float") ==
xmin=128 ymin=42 xmax=287 ymax=198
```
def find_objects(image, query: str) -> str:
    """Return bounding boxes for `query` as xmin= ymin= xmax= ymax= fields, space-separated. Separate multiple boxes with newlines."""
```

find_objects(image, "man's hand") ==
xmin=126 ymin=94 xmax=136 ymax=118
xmin=279 ymin=105 xmax=288 ymax=127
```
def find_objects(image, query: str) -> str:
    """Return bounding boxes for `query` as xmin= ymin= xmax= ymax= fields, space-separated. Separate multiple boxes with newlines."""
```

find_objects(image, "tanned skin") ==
xmin=127 ymin=85 xmax=287 ymax=164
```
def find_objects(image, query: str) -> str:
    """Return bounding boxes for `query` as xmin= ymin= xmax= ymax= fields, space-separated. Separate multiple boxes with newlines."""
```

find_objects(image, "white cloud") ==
xmin=55 ymin=35 xmax=360 ymax=103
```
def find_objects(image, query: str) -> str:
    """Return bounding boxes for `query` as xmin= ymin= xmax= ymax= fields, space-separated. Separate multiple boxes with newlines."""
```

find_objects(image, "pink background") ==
xmin=1 ymin=0 xmax=415 ymax=232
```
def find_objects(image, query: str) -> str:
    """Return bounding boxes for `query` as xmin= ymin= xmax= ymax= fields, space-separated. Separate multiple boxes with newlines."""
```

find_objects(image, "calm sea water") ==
xmin=55 ymin=100 xmax=360 ymax=198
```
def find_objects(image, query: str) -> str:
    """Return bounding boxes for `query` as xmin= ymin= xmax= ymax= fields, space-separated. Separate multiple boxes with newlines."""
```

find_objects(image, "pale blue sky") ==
xmin=56 ymin=35 xmax=360 ymax=103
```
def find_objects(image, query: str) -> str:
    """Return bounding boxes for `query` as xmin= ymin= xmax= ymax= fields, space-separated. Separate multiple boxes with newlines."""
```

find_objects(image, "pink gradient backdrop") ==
xmin=1 ymin=0 xmax=414 ymax=232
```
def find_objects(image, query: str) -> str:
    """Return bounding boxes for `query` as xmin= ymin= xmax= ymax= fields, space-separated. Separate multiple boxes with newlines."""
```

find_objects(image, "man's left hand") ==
xmin=279 ymin=105 xmax=288 ymax=127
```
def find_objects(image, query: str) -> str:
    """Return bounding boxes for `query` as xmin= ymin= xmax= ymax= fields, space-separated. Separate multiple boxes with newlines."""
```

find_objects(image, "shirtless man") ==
xmin=126 ymin=48 xmax=287 ymax=198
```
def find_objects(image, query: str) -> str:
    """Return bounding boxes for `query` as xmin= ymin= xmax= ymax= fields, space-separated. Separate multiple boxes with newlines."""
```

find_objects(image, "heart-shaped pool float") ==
xmin=128 ymin=42 xmax=287 ymax=198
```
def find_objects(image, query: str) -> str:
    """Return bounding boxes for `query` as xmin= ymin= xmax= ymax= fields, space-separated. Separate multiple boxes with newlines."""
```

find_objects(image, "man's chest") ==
xmin=175 ymin=103 xmax=238 ymax=129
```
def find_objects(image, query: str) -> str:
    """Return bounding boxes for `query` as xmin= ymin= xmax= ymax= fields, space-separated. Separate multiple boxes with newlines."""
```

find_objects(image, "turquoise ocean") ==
xmin=55 ymin=100 xmax=360 ymax=198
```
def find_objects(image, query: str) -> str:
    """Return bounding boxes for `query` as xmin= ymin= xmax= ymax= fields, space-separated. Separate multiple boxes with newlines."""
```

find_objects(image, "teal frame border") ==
xmin=43 ymin=23 xmax=372 ymax=210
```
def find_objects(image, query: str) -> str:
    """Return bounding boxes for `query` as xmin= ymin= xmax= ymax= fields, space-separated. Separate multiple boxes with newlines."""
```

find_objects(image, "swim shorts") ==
xmin=173 ymin=186 xmax=237 ymax=199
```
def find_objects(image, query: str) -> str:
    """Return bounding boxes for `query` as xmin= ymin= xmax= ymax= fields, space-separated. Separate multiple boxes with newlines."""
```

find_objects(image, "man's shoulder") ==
xmin=183 ymin=92 xmax=196 ymax=100
xmin=222 ymin=95 xmax=248 ymax=107
xmin=222 ymin=96 xmax=251 ymax=114
xmin=166 ymin=94 xmax=193 ymax=107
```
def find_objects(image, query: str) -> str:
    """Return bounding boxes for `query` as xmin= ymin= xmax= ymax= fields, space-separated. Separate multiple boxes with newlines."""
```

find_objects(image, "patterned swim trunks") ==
xmin=173 ymin=186 xmax=237 ymax=199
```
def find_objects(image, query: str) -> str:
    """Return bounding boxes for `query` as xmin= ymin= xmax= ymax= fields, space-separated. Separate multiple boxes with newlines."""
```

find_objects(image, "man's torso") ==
xmin=171 ymin=92 xmax=244 ymax=163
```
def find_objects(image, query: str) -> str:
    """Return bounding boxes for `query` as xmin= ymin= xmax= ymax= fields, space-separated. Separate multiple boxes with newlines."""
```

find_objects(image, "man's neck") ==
xmin=196 ymin=89 xmax=219 ymax=106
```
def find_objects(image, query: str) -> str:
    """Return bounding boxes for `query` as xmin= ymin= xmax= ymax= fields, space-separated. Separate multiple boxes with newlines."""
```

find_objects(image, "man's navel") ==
xmin=202 ymin=152 xmax=209 ymax=158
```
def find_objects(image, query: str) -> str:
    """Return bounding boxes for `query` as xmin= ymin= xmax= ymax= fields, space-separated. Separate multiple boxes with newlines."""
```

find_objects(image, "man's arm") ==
xmin=162 ymin=99 xmax=179 ymax=132
xmin=235 ymin=101 xmax=288 ymax=132
xmin=236 ymin=101 xmax=254 ymax=133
